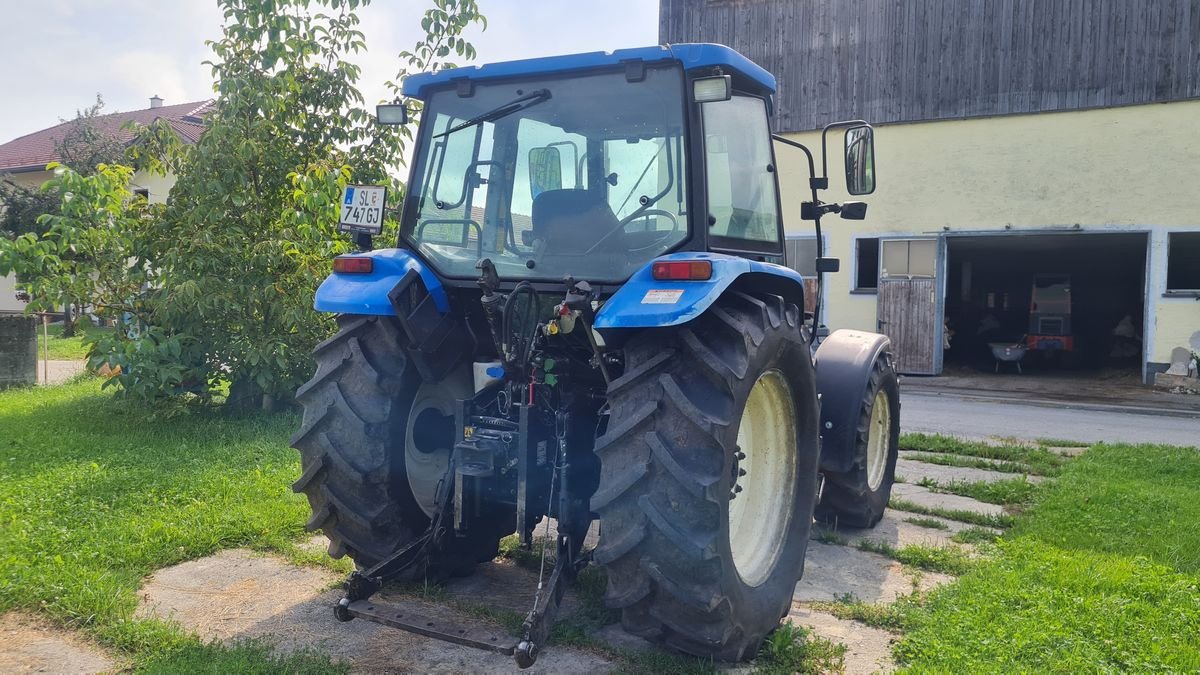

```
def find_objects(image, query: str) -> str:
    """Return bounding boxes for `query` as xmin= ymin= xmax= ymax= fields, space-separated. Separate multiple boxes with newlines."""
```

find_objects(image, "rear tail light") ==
xmin=333 ymin=256 xmax=374 ymax=274
xmin=652 ymin=260 xmax=712 ymax=281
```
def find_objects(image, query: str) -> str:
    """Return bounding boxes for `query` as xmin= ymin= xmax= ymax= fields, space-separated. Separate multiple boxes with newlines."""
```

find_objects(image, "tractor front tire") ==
xmin=593 ymin=291 xmax=820 ymax=661
xmin=817 ymin=356 xmax=900 ymax=528
xmin=291 ymin=314 xmax=509 ymax=576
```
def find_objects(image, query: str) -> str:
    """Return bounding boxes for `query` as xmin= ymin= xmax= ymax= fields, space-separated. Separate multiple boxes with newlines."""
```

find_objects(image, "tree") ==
xmin=1 ymin=95 xmax=127 ymax=335
xmin=1 ymin=0 xmax=486 ymax=406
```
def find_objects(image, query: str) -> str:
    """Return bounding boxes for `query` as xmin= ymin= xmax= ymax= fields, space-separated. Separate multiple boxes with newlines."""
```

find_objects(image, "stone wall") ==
xmin=0 ymin=315 xmax=37 ymax=389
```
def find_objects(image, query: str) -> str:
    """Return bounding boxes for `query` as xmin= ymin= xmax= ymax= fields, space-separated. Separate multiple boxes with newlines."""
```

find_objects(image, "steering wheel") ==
xmin=622 ymin=209 xmax=680 ymax=252
xmin=584 ymin=207 xmax=679 ymax=255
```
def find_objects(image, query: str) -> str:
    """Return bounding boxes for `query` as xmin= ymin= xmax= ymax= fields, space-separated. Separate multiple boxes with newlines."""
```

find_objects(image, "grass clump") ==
xmin=812 ymin=592 xmax=922 ymax=633
xmin=889 ymin=497 xmax=1016 ymax=529
xmin=951 ymin=527 xmax=1001 ymax=545
xmin=916 ymin=476 xmax=1040 ymax=506
xmin=900 ymin=433 xmax=1070 ymax=476
xmin=856 ymin=540 xmax=974 ymax=576
xmin=902 ymin=516 xmax=950 ymax=531
xmin=1034 ymin=437 xmax=1087 ymax=447
xmin=812 ymin=528 xmax=849 ymax=546
xmin=0 ymin=380 xmax=315 ymax=670
xmin=752 ymin=621 xmax=846 ymax=674
xmin=137 ymin=640 xmax=347 ymax=675
xmin=904 ymin=451 xmax=1042 ymax=477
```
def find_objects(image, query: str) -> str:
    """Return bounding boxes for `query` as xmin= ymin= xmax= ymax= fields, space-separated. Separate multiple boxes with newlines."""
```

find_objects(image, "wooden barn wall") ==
xmin=659 ymin=0 xmax=1200 ymax=132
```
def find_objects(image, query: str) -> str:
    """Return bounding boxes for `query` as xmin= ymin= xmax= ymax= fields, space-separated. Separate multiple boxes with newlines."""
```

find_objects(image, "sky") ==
xmin=0 ymin=0 xmax=659 ymax=143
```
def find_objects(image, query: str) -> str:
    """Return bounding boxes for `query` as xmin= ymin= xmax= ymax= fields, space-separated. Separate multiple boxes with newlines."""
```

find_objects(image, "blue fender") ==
xmin=314 ymin=248 xmax=449 ymax=315
xmin=594 ymin=252 xmax=805 ymax=330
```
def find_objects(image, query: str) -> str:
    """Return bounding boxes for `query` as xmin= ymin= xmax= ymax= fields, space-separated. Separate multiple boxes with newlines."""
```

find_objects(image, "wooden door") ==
xmin=876 ymin=239 xmax=942 ymax=375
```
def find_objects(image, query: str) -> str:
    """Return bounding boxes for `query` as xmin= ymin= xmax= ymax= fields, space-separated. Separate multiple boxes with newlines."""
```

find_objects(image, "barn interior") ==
xmin=943 ymin=233 xmax=1147 ymax=375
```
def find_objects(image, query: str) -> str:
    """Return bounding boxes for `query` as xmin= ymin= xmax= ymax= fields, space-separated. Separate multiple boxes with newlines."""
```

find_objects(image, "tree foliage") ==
xmin=1 ymin=95 xmax=123 ymax=240
xmin=1 ymin=0 xmax=485 ymax=406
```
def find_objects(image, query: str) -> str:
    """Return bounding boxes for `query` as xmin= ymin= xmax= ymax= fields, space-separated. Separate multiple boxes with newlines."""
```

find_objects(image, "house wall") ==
xmin=775 ymin=99 xmax=1200 ymax=368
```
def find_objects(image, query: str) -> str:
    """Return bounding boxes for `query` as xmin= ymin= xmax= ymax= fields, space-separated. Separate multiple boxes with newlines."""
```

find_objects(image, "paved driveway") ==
xmin=902 ymin=390 xmax=1199 ymax=447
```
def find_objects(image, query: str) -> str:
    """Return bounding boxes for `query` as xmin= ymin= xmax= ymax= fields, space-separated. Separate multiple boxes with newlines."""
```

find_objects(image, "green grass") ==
xmin=951 ymin=527 xmax=1001 ymax=546
xmin=900 ymin=433 xmax=1071 ymax=476
xmin=904 ymin=451 xmax=1046 ymax=477
xmin=856 ymin=540 xmax=974 ymax=576
xmin=1014 ymin=443 xmax=1200 ymax=573
xmin=34 ymin=323 xmax=113 ymax=361
xmin=136 ymin=640 xmax=346 ymax=674
xmin=0 ymin=379 xmax=315 ymax=670
xmin=889 ymin=497 xmax=1016 ymax=529
xmin=915 ymin=476 xmax=1040 ymax=506
xmin=902 ymin=516 xmax=950 ymax=531
xmin=894 ymin=443 xmax=1200 ymax=672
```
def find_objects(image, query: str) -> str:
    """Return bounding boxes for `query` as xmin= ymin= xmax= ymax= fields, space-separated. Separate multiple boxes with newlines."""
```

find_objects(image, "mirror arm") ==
xmin=772 ymin=133 xmax=827 ymax=334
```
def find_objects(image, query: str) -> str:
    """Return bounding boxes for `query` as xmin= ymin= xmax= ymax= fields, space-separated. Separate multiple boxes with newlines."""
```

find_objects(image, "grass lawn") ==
xmin=0 ymin=379 xmax=341 ymax=672
xmin=894 ymin=443 xmax=1200 ymax=672
xmin=34 ymin=323 xmax=114 ymax=361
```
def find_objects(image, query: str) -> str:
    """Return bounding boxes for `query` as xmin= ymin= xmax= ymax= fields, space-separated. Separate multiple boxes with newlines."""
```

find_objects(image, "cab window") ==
xmin=702 ymin=95 xmax=781 ymax=249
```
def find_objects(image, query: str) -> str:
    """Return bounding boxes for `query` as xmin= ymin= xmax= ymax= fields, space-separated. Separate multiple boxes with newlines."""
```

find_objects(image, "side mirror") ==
xmin=528 ymin=146 xmax=563 ymax=198
xmin=376 ymin=102 xmax=409 ymax=125
xmin=844 ymin=125 xmax=875 ymax=195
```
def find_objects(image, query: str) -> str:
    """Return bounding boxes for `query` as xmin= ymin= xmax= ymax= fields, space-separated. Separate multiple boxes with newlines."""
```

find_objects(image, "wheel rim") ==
xmin=865 ymin=388 xmax=892 ymax=491
xmin=405 ymin=383 xmax=457 ymax=518
xmin=728 ymin=369 xmax=797 ymax=587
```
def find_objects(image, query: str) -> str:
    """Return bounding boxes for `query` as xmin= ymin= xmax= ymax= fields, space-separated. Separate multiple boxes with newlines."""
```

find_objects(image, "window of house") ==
xmin=133 ymin=188 xmax=150 ymax=200
xmin=880 ymin=239 xmax=937 ymax=278
xmin=854 ymin=237 xmax=879 ymax=291
xmin=1167 ymin=232 xmax=1200 ymax=292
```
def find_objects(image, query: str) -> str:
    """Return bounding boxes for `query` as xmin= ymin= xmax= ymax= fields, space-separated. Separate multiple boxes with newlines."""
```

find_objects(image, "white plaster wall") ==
xmin=774 ymin=100 xmax=1200 ymax=367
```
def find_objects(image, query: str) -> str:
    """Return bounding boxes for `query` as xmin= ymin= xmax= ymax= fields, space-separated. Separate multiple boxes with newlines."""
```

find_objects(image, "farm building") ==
xmin=662 ymin=0 xmax=1200 ymax=382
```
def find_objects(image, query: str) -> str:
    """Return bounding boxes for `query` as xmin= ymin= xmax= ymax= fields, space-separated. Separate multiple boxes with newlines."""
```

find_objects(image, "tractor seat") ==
xmin=530 ymin=189 xmax=624 ymax=255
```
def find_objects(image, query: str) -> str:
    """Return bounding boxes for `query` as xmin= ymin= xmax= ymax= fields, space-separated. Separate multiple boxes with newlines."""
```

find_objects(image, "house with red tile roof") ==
xmin=1 ymin=97 xmax=212 ymax=313
xmin=0 ymin=96 xmax=212 ymax=201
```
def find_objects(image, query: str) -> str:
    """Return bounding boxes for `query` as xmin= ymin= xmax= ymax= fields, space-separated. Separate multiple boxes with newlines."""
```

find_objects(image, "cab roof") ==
xmin=401 ymin=43 xmax=776 ymax=99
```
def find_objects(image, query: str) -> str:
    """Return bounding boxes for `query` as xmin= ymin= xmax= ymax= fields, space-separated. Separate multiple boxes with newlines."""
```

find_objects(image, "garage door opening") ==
xmin=943 ymin=233 xmax=1147 ymax=377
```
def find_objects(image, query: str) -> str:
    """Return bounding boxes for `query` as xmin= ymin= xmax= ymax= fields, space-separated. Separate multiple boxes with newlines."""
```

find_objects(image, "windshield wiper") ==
xmin=434 ymin=89 xmax=551 ymax=138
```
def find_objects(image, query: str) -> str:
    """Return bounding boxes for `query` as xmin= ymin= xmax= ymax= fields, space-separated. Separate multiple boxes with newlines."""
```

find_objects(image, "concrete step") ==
xmin=793 ymin=541 xmax=953 ymax=605
xmin=896 ymin=457 xmax=1046 ymax=484
xmin=814 ymin=509 xmax=971 ymax=549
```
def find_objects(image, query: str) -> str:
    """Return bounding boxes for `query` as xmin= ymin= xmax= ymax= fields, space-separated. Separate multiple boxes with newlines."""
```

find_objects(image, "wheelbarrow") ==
xmin=988 ymin=342 xmax=1027 ymax=373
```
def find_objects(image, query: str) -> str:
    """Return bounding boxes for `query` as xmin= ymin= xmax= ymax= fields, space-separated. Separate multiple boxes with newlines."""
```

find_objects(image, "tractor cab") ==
xmin=377 ymin=44 xmax=869 ymax=291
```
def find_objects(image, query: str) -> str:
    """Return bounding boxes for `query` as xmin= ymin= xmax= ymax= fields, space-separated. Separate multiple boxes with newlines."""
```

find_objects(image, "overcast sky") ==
xmin=0 ymin=0 xmax=658 ymax=143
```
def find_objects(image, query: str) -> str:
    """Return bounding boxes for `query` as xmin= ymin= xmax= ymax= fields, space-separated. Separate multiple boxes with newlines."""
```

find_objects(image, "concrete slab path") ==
xmin=0 ymin=612 xmax=116 ymax=674
xmin=896 ymin=457 xmax=1046 ymax=485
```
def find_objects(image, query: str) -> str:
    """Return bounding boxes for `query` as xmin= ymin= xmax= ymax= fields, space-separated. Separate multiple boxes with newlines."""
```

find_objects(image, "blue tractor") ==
xmin=292 ymin=43 xmax=899 ymax=667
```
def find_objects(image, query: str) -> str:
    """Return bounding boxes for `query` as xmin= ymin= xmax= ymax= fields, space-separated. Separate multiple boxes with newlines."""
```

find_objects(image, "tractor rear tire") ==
xmin=592 ymin=291 xmax=820 ymax=661
xmin=816 ymin=356 xmax=900 ymax=528
xmin=291 ymin=314 xmax=510 ymax=577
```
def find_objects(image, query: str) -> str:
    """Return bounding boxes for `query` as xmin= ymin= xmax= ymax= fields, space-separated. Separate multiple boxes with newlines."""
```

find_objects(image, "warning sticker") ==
xmin=641 ymin=289 xmax=684 ymax=304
